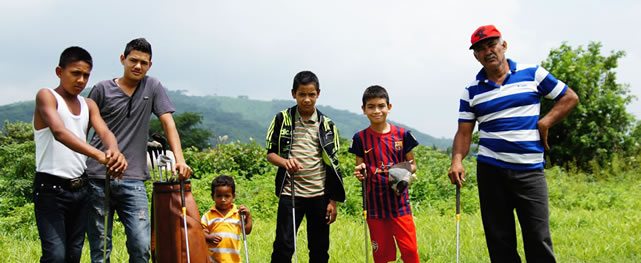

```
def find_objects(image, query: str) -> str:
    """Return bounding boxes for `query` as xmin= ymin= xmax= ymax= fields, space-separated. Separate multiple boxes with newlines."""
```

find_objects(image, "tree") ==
xmin=541 ymin=42 xmax=637 ymax=169
xmin=149 ymin=112 xmax=213 ymax=150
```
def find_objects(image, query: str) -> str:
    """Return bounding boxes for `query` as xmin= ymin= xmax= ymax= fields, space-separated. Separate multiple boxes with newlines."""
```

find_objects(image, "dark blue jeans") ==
xmin=33 ymin=173 xmax=89 ymax=263
xmin=86 ymin=179 xmax=150 ymax=263
xmin=477 ymin=162 xmax=556 ymax=263
xmin=271 ymin=195 xmax=330 ymax=263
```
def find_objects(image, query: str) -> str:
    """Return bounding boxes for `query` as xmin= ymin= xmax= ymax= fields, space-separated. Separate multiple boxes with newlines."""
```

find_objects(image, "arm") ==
xmin=158 ymin=113 xmax=192 ymax=179
xmin=538 ymin=87 xmax=579 ymax=150
xmin=34 ymin=89 xmax=107 ymax=164
xmin=86 ymin=99 xmax=127 ymax=177
xmin=448 ymin=122 xmax=475 ymax=187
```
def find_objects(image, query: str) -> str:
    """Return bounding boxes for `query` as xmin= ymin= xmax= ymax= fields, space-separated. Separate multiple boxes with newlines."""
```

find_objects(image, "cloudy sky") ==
xmin=1 ymin=0 xmax=639 ymax=138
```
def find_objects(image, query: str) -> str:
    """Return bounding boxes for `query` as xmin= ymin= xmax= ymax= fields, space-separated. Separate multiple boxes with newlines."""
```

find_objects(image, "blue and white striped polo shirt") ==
xmin=458 ymin=59 xmax=567 ymax=171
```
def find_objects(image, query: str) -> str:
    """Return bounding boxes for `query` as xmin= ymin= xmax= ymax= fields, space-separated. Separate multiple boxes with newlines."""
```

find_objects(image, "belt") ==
xmin=34 ymin=172 xmax=88 ymax=191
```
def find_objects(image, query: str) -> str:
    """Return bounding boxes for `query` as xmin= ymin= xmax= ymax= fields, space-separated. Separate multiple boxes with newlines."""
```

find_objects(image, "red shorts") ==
xmin=367 ymin=214 xmax=420 ymax=263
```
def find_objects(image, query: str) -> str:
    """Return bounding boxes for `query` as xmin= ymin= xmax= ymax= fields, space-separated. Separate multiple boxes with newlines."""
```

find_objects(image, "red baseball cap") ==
xmin=470 ymin=25 xmax=501 ymax=49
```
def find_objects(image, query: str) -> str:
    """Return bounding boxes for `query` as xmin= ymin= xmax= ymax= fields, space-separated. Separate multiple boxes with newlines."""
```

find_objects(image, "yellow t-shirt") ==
xmin=201 ymin=204 xmax=242 ymax=263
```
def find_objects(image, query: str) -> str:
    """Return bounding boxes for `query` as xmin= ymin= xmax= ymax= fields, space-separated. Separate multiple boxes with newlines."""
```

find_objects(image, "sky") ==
xmin=1 ymin=0 xmax=639 ymax=138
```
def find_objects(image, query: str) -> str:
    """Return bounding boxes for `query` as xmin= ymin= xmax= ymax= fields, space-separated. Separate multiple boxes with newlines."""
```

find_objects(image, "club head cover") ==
xmin=388 ymin=161 xmax=416 ymax=195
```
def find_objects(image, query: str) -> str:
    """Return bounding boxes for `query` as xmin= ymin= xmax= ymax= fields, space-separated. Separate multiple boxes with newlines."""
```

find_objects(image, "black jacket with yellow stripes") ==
xmin=265 ymin=105 xmax=346 ymax=202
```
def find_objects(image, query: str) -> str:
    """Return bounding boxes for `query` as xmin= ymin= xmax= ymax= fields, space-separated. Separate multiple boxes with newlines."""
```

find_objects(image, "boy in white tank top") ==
xmin=32 ymin=46 xmax=127 ymax=263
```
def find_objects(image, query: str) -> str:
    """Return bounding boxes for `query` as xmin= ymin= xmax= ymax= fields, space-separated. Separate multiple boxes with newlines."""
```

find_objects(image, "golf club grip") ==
xmin=361 ymin=168 xmax=367 ymax=210
xmin=180 ymin=180 xmax=186 ymax=207
xmin=456 ymin=185 xmax=461 ymax=215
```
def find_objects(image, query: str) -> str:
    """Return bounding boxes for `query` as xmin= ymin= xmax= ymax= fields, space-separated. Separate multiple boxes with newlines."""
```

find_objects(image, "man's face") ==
xmin=292 ymin=84 xmax=319 ymax=116
xmin=473 ymin=38 xmax=507 ymax=70
xmin=362 ymin=97 xmax=392 ymax=125
xmin=56 ymin=61 xmax=92 ymax=96
xmin=213 ymin=185 xmax=235 ymax=212
xmin=120 ymin=50 xmax=152 ymax=82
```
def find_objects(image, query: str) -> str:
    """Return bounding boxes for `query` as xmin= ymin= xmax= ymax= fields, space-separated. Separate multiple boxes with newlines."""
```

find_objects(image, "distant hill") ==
xmin=0 ymin=90 xmax=452 ymax=148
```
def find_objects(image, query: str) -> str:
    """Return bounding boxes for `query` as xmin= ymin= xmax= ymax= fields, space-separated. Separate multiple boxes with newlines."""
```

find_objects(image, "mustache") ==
xmin=484 ymin=54 xmax=497 ymax=61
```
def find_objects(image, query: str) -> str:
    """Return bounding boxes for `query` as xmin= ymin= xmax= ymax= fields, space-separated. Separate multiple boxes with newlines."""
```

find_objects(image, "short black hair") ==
xmin=124 ymin=38 xmax=152 ymax=59
xmin=362 ymin=85 xmax=390 ymax=106
xmin=211 ymin=175 xmax=235 ymax=195
xmin=292 ymin=71 xmax=320 ymax=93
xmin=59 ymin=46 xmax=93 ymax=69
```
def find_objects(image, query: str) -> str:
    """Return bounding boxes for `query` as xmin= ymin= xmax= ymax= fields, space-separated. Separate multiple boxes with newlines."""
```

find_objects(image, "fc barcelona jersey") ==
xmin=348 ymin=124 xmax=419 ymax=219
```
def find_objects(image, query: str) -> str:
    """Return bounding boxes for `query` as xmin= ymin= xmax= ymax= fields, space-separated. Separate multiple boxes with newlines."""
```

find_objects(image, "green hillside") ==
xmin=0 ymin=90 xmax=451 ymax=148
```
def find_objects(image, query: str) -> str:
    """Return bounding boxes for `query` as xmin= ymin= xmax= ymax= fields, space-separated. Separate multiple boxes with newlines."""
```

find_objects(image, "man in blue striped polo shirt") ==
xmin=448 ymin=25 xmax=579 ymax=262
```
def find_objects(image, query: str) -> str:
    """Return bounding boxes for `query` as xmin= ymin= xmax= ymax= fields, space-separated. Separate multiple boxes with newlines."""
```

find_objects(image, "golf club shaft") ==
xmin=241 ymin=213 xmax=249 ymax=263
xmin=103 ymin=175 xmax=110 ymax=262
xmin=289 ymin=172 xmax=297 ymax=263
xmin=361 ymin=168 xmax=369 ymax=263
xmin=180 ymin=180 xmax=191 ymax=263
xmin=456 ymin=185 xmax=461 ymax=263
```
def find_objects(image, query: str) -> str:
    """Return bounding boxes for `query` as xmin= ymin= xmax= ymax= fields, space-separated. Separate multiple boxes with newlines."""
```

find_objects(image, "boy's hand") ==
xmin=353 ymin=163 xmax=367 ymax=182
xmin=326 ymin=200 xmax=337 ymax=224
xmin=205 ymin=233 xmax=222 ymax=244
xmin=284 ymin=158 xmax=304 ymax=174
xmin=105 ymin=150 xmax=127 ymax=179
xmin=238 ymin=205 xmax=251 ymax=219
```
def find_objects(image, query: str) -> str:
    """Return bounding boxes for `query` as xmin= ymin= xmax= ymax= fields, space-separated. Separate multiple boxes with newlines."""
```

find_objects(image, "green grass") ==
xmin=2 ymin=172 xmax=640 ymax=262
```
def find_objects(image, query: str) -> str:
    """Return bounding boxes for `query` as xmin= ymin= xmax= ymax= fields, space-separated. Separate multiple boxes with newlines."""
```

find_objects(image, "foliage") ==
xmin=541 ymin=42 xmax=638 ymax=170
xmin=149 ymin=112 xmax=213 ymax=150
xmin=184 ymin=139 xmax=273 ymax=180
xmin=0 ymin=121 xmax=35 ymax=219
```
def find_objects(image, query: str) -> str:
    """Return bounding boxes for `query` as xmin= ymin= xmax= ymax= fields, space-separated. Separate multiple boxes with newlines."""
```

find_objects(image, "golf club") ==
xmin=456 ymin=185 xmax=461 ymax=263
xmin=361 ymin=168 xmax=369 ymax=263
xmin=158 ymin=154 xmax=172 ymax=182
xmin=287 ymin=171 xmax=297 ymax=263
xmin=103 ymin=171 xmax=110 ymax=262
xmin=180 ymin=179 xmax=191 ymax=263
xmin=240 ymin=211 xmax=250 ymax=263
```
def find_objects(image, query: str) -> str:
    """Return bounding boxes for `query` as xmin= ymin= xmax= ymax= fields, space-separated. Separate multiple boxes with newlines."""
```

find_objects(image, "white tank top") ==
xmin=34 ymin=88 xmax=89 ymax=179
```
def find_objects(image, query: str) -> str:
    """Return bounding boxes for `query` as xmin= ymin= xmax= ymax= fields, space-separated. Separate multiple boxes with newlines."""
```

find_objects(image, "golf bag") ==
xmin=151 ymin=181 xmax=210 ymax=263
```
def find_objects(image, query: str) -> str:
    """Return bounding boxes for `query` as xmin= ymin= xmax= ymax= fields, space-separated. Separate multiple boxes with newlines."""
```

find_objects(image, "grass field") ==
xmin=1 ymin=168 xmax=640 ymax=262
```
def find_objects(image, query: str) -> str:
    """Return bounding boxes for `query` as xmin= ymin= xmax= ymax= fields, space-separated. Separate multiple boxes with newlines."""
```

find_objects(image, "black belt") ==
xmin=34 ymin=172 xmax=88 ymax=191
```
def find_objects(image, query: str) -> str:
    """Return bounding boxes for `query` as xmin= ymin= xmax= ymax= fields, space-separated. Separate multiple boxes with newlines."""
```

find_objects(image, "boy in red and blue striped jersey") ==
xmin=349 ymin=85 xmax=420 ymax=263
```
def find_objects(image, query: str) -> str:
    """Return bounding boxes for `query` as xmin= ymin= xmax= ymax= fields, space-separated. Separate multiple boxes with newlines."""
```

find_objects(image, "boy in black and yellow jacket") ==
xmin=265 ymin=71 xmax=345 ymax=263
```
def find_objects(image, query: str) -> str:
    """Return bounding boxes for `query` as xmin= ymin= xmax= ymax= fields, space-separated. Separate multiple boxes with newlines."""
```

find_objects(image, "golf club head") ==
xmin=151 ymin=133 xmax=168 ymax=155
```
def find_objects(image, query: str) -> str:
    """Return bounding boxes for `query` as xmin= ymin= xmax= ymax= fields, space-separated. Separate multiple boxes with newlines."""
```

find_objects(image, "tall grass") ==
xmin=2 ymin=170 xmax=640 ymax=262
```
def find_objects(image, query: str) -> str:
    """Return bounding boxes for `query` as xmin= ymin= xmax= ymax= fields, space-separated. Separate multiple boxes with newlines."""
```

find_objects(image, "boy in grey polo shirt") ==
xmin=85 ymin=38 xmax=193 ymax=263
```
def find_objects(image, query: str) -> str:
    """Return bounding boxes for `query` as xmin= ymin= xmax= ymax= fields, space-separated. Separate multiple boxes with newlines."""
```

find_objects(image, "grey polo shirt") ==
xmin=86 ymin=76 xmax=175 ymax=180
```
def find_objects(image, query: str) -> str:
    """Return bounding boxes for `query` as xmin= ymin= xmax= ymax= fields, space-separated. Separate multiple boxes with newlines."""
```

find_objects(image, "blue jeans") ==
xmin=34 ymin=173 xmax=88 ymax=263
xmin=87 ymin=179 xmax=150 ymax=263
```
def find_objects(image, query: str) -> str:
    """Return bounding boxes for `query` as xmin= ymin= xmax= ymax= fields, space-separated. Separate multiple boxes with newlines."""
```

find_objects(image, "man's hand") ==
xmin=175 ymin=162 xmax=192 ymax=180
xmin=283 ymin=158 xmax=303 ymax=174
xmin=326 ymin=200 xmax=337 ymax=225
xmin=104 ymin=150 xmax=127 ymax=179
xmin=353 ymin=163 xmax=366 ymax=182
xmin=538 ymin=120 xmax=551 ymax=151
xmin=448 ymin=161 xmax=466 ymax=188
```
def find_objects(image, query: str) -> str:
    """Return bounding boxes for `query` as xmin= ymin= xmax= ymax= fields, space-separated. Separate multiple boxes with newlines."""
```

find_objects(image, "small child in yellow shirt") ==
xmin=201 ymin=175 xmax=253 ymax=263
